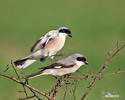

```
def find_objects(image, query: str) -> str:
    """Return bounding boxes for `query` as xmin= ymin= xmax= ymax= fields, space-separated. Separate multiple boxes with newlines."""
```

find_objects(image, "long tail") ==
xmin=14 ymin=56 xmax=36 ymax=69
xmin=25 ymin=71 xmax=43 ymax=79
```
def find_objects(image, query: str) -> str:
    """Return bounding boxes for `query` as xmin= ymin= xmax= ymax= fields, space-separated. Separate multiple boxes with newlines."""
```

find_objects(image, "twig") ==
xmin=80 ymin=43 xmax=125 ymax=100
xmin=69 ymin=69 xmax=125 ymax=80
xmin=67 ymin=88 xmax=72 ymax=100
xmin=3 ymin=65 xmax=9 ymax=73
xmin=52 ymin=77 xmax=64 ymax=99
xmin=68 ymin=75 xmax=90 ymax=80
xmin=0 ymin=73 xmax=52 ymax=100
xmin=63 ymin=84 xmax=68 ymax=100
xmin=81 ymin=77 xmax=97 ymax=100
xmin=103 ymin=70 xmax=125 ymax=77
xmin=19 ymin=95 xmax=35 ymax=100
xmin=72 ymin=80 xmax=78 ymax=100
xmin=22 ymin=85 xmax=28 ymax=97
xmin=11 ymin=60 xmax=20 ymax=80
xmin=98 ymin=44 xmax=125 ymax=74
xmin=19 ymin=86 xmax=42 ymax=100
xmin=28 ymin=88 xmax=42 ymax=100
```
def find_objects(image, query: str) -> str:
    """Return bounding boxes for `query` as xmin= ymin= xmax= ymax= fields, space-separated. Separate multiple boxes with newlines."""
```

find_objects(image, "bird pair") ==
xmin=14 ymin=27 xmax=88 ymax=79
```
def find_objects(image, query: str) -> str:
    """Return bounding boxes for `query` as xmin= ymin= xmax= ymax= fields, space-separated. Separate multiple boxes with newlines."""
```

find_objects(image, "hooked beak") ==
xmin=68 ymin=33 xmax=72 ymax=37
xmin=84 ymin=61 xmax=88 ymax=65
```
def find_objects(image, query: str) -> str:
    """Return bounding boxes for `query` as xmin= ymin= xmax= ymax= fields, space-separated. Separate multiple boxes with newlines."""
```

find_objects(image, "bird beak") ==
xmin=68 ymin=33 xmax=72 ymax=37
xmin=84 ymin=61 xmax=88 ymax=65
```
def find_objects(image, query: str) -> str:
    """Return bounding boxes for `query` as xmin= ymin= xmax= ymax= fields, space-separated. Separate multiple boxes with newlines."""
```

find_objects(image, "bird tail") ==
xmin=25 ymin=71 xmax=44 ymax=79
xmin=14 ymin=56 xmax=36 ymax=69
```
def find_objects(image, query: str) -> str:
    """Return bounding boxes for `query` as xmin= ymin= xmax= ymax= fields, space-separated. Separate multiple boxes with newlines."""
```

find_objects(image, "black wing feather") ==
xmin=41 ymin=63 xmax=74 ymax=71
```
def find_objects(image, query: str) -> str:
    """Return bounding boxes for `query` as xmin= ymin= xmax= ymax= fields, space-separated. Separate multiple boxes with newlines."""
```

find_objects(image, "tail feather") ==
xmin=14 ymin=57 xmax=36 ymax=69
xmin=25 ymin=71 xmax=43 ymax=79
xmin=14 ymin=58 xmax=28 ymax=66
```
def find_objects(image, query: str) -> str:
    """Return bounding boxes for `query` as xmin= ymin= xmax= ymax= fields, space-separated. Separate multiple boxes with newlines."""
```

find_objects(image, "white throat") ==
xmin=58 ymin=33 xmax=67 ymax=37
xmin=76 ymin=61 xmax=84 ymax=68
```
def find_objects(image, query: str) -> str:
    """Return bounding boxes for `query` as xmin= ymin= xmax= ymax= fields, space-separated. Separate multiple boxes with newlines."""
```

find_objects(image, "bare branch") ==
xmin=80 ymin=43 xmax=125 ymax=100
xmin=63 ymin=84 xmax=68 ymax=100
xmin=51 ymin=77 xmax=65 ymax=99
xmin=98 ymin=44 xmax=125 ymax=74
xmin=19 ymin=95 xmax=35 ymax=100
xmin=81 ymin=78 xmax=97 ymax=100
xmin=103 ymin=70 xmax=125 ymax=77
xmin=11 ymin=60 xmax=21 ymax=80
xmin=3 ymin=65 xmax=9 ymax=73
xmin=72 ymin=80 xmax=78 ymax=100
xmin=0 ymin=73 xmax=52 ymax=100
xmin=0 ymin=43 xmax=125 ymax=100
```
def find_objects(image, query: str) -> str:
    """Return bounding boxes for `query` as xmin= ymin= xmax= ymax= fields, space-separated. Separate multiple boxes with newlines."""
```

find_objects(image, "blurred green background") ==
xmin=0 ymin=0 xmax=125 ymax=100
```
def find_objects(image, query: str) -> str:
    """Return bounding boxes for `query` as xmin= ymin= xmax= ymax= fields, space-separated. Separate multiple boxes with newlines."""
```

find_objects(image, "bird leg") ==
xmin=63 ymin=74 xmax=72 ymax=84
xmin=50 ymin=54 xmax=63 ymax=60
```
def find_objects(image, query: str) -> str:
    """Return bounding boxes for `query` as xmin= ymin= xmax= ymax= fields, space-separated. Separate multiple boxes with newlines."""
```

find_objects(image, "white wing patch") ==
xmin=54 ymin=66 xmax=62 ymax=69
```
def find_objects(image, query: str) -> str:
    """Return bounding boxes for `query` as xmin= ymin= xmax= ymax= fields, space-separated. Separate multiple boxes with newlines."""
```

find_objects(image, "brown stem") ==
xmin=0 ymin=73 xmax=52 ymax=100
xmin=52 ymin=77 xmax=64 ymax=99
xmin=80 ymin=44 xmax=125 ymax=100
xmin=11 ymin=60 xmax=21 ymax=80
xmin=81 ymin=78 xmax=97 ymax=100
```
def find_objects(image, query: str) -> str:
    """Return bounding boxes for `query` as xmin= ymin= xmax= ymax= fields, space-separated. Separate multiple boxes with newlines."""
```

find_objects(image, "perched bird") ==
xmin=25 ymin=53 xmax=88 ymax=79
xmin=14 ymin=27 xmax=72 ymax=69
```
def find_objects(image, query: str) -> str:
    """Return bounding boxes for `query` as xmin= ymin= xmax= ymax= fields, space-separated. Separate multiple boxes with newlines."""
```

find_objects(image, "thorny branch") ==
xmin=11 ymin=60 xmax=21 ymax=80
xmin=98 ymin=44 xmax=125 ymax=74
xmin=0 ymin=43 xmax=125 ymax=100
xmin=81 ymin=77 xmax=97 ymax=100
xmin=0 ymin=73 xmax=52 ymax=100
xmin=80 ymin=43 xmax=125 ymax=100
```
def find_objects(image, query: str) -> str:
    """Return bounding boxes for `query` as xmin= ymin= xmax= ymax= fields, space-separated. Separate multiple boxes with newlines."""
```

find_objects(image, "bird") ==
xmin=25 ymin=53 xmax=88 ymax=79
xmin=14 ymin=27 xmax=72 ymax=69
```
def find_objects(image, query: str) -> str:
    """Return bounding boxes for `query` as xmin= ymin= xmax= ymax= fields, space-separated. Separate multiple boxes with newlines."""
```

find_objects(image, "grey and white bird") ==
xmin=14 ymin=27 xmax=72 ymax=69
xmin=25 ymin=53 xmax=88 ymax=79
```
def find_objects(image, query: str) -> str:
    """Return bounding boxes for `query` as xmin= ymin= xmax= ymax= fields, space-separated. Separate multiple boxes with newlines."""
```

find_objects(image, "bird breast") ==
xmin=45 ymin=36 xmax=66 ymax=52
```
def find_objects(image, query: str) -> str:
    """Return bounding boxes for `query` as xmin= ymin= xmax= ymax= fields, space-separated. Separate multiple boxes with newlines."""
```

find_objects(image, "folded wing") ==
xmin=30 ymin=30 xmax=58 ymax=53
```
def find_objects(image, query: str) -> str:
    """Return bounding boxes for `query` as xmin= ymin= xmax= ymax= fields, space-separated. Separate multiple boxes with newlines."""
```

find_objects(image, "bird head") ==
xmin=71 ymin=53 xmax=88 ymax=67
xmin=57 ymin=26 xmax=72 ymax=37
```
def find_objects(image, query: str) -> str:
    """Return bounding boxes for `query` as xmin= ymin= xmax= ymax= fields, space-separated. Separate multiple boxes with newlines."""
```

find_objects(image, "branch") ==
xmin=103 ymin=70 xmax=125 ymax=77
xmin=81 ymin=77 xmax=97 ymax=100
xmin=98 ymin=44 xmax=125 ymax=74
xmin=51 ymin=77 xmax=66 ymax=99
xmin=80 ymin=43 xmax=125 ymax=100
xmin=11 ymin=60 xmax=21 ymax=80
xmin=0 ymin=73 xmax=52 ymax=100
xmin=0 ymin=43 xmax=125 ymax=100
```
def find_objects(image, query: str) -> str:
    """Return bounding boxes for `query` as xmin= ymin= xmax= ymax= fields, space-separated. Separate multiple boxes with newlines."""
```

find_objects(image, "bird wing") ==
xmin=30 ymin=31 xmax=58 ymax=53
xmin=30 ymin=38 xmax=43 ymax=53
xmin=41 ymin=63 xmax=75 ymax=71
xmin=56 ymin=56 xmax=76 ymax=66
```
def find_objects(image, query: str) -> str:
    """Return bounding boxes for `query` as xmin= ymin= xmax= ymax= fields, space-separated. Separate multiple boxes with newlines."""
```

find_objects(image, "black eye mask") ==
xmin=77 ymin=57 xmax=86 ymax=62
xmin=59 ymin=29 xmax=72 ymax=36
